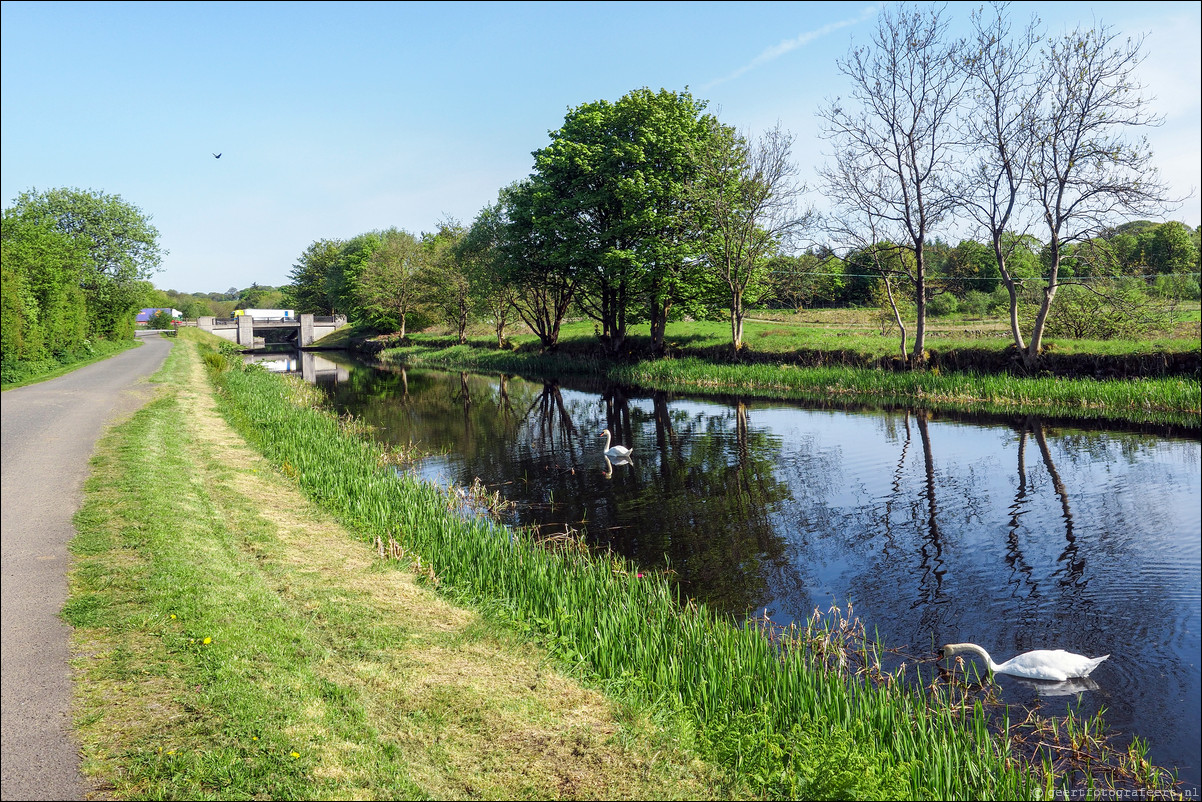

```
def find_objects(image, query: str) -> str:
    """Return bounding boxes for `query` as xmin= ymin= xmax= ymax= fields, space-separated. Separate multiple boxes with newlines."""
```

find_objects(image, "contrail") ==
xmin=702 ymin=3 xmax=879 ymax=89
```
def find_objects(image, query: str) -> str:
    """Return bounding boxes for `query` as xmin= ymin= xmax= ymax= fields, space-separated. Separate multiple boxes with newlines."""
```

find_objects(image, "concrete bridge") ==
xmin=197 ymin=314 xmax=348 ymax=348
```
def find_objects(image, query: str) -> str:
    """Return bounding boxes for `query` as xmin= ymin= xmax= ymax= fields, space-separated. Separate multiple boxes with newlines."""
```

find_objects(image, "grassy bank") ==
xmin=66 ymin=332 xmax=742 ymax=800
xmin=67 ymin=330 xmax=1181 ymax=798
xmin=1 ymin=336 xmax=142 ymax=390
xmin=369 ymin=321 xmax=1200 ymax=429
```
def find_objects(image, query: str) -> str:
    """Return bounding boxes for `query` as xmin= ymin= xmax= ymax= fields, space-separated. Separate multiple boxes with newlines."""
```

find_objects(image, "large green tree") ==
xmin=352 ymin=228 xmax=426 ymax=336
xmin=285 ymin=239 xmax=343 ymax=314
xmin=8 ymin=187 xmax=164 ymax=339
xmin=527 ymin=87 xmax=715 ymax=355
xmin=1 ymin=212 xmax=89 ymax=362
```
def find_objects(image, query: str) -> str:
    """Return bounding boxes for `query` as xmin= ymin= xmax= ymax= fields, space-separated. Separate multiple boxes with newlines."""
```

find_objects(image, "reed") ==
xmin=206 ymin=340 xmax=1179 ymax=799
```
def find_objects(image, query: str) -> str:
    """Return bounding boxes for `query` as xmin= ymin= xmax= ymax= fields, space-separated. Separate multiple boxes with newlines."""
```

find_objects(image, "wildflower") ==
xmin=291 ymin=751 xmax=300 ymax=758
xmin=203 ymin=637 xmax=211 ymax=644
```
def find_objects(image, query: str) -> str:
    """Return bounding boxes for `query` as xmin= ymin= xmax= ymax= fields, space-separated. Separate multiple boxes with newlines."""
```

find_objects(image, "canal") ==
xmin=252 ymin=349 xmax=1201 ymax=790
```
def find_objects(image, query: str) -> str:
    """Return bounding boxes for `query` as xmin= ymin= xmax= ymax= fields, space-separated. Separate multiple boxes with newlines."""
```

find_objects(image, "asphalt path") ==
xmin=2 ymin=332 xmax=174 ymax=801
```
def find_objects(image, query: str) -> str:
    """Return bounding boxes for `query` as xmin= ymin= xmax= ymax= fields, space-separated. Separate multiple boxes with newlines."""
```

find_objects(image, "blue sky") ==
xmin=3 ymin=1 xmax=1198 ymax=294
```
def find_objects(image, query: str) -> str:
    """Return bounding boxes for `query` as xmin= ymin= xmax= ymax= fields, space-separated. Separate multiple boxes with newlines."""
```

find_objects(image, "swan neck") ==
xmin=946 ymin=643 xmax=1000 ymax=671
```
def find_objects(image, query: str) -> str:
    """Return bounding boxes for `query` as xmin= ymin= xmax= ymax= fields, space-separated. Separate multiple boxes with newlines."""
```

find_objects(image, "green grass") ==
xmin=66 ymin=330 xmax=1182 ymax=798
xmin=1 ymin=336 xmax=142 ymax=389
xmin=64 ymin=331 xmax=750 ymax=800
xmin=373 ymin=321 xmax=1200 ymax=428
xmin=203 ymin=331 xmax=1181 ymax=799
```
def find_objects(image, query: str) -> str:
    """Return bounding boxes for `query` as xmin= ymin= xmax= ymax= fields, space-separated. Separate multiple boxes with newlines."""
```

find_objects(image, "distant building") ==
xmin=136 ymin=308 xmax=183 ymax=324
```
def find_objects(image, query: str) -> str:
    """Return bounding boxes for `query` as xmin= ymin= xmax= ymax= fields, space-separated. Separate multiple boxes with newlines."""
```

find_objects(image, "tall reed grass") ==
xmin=205 ymin=341 xmax=1174 ymax=800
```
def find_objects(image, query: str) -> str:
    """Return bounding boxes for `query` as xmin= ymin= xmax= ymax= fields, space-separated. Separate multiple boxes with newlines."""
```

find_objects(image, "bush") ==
xmin=926 ymin=292 xmax=959 ymax=317
xmin=1043 ymin=281 xmax=1169 ymax=339
xmin=960 ymin=290 xmax=992 ymax=318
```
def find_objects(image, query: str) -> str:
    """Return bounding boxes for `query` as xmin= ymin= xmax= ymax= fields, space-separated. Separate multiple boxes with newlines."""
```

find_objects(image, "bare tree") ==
xmin=960 ymin=1 xmax=1044 ymax=359
xmin=1023 ymin=24 xmax=1172 ymax=364
xmin=819 ymin=3 xmax=967 ymax=366
xmin=693 ymin=121 xmax=813 ymax=353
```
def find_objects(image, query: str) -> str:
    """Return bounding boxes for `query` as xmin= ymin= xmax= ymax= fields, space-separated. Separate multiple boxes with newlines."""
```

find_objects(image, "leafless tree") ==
xmin=818 ymin=3 xmax=968 ymax=367
xmin=693 ymin=121 xmax=813 ymax=353
xmin=1022 ymin=24 xmax=1172 ymax=365
xmin=960 ymin=1 xmax=1044 ymax=358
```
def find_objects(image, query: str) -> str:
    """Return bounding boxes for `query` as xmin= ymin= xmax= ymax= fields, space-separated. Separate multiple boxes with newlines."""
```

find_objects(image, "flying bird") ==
xmin=213 ymin=152 xmax=222 ymax=159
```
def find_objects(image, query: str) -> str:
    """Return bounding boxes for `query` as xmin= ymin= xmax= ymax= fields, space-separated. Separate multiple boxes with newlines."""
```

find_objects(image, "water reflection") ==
xmin=305 ymin=353 xmax=1199 ymax=789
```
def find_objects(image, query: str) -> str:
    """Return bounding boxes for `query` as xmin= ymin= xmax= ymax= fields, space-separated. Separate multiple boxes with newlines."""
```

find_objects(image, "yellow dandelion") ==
xmin=290 ymin=751 xmax=300 ymax=758
xmin=203 ymin=637 xmax=211 ymax=645
xmin=170 ymin=614 xmax=176 ymax=620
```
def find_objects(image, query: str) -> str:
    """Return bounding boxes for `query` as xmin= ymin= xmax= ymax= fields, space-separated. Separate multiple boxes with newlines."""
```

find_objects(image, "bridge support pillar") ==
xmin=299 ymin=314 xmax=315 ymax=347
xmin=237 ymin=315 xmax=254 ymax=346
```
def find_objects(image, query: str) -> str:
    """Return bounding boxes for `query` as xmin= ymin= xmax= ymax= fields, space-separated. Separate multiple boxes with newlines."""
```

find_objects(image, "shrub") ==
xmin=926 ymin=292 xmax=959 ymax=317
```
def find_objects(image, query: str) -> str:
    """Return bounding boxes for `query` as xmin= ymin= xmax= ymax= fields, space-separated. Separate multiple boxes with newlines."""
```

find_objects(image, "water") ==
xmin=262 ymin=350 xmax=1202 ymax=790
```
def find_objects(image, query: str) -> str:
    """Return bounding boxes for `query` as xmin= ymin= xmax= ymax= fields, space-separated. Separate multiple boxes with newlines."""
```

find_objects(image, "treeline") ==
xmin=2 ymin=188 xmax=163 ymax=375
xmin=280 ymin=4 xmax=1198 ymax=369
xmin=141 ymin=283 xmax=292 ymax=321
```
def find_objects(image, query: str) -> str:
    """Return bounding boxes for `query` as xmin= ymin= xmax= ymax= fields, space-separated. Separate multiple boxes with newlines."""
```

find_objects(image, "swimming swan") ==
xmin=940 ymin=643 xmax=1109 ymax=682
xmin=600 ymin=429 xmax=633 ymax=459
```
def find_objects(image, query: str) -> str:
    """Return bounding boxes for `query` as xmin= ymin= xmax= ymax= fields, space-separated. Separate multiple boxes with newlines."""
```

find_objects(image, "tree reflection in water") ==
xmin=311 ymin=355 xmax=1200 ymax=788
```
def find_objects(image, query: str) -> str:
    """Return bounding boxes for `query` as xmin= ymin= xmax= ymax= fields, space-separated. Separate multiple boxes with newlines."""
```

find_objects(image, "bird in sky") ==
xmin=212 ymin=152 xmax=222 ymax=159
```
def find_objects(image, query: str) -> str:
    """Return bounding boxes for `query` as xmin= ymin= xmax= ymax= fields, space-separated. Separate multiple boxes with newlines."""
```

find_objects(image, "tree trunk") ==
xmin=911 ymin=251 xmax=927 ymax=366
xmin=882 ymin=275 xmax=909 ymax=364
xmin=992 ymin=236 xmax=1028 ymax=357
xmin=1023 ymin=240 xmax=1062 ymax=369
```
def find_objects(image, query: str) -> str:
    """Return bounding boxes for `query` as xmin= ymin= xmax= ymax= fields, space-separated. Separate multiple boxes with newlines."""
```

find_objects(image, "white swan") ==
xmin=940 ymin=642 xmax=1108 ymax=682
xmin=600 ymin=429 xmax=632 ymax=459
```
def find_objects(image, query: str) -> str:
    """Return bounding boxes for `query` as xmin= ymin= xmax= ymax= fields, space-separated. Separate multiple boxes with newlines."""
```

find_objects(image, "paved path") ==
xmin=2 ymin=333 xmax=173 ymax=801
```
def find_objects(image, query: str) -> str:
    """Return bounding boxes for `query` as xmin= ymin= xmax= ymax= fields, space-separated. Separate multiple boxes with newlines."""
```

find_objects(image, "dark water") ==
xmin=257 ymin=351 xmax=1202 ymax=790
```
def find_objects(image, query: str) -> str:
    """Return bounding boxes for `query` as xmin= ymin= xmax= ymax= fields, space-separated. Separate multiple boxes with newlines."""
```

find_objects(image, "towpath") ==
xmin=2 ymin=332 xmax=173 ymax=800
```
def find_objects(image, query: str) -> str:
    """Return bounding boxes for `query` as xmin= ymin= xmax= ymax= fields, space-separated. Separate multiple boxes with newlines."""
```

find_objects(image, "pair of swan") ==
xmin=940 ymin=642 xmax=1108 ymax=682
xmin=600 ymin=429 xmax=632 ymax=459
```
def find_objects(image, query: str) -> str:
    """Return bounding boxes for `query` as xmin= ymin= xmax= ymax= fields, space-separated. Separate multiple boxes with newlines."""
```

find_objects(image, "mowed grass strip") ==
xmin=65 ymin=335 xmax=741 ymax=800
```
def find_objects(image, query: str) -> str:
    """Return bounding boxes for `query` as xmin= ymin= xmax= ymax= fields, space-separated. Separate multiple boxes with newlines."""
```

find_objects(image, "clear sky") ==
xmin=3 ymin=1 xmax=1198 ymax=295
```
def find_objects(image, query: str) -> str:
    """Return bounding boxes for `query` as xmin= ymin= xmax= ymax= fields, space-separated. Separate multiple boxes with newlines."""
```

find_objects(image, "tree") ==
xmin=501 ymin=180 xmax=578 ymax=351
xmin=1146 ymin=221 xmax=1199 ymax=276
xmin=1 ymin=212 xmax=88 ymax=362
xmin=460 ymin=194 xmax=521 ymax=348
xmin=819 ymin=4 xmax=967 ymax=366
xmin=284 ymin=239 xmax=342 ymax=314
xmin=527 ymin=87 xmax=715 ymax=355
xmin=1022 ymin=24 xmax=1171 ymax=364
xmin=691 ymin=122 xmax=813 ymax=352
xmin=353 ymin=228 xmax=426 ymax=337
xmin=8 ymin=187 xmax=164 ymax=339
xmin=960 ymin=2 xmax=1044 ymax=356
xmin=420 ymin=221 xmax=473 ymax=343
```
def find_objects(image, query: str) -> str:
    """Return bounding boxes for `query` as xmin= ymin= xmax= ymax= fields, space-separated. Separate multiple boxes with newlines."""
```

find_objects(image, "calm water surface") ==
xmin=263 ymin=351 xmax=1201 ymax=789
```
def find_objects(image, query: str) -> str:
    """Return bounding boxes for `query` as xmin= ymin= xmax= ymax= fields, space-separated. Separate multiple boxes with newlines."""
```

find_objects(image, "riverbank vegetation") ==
xmin=67 ymin=332 xmax=745 ymax=800
xmin=362 ymin=313 xmax=1200 ymax=430
xmin=1 ymin=188 xmax=163 ymax=385
xmin=66 ymin=330 xmax=1183 ymax=798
